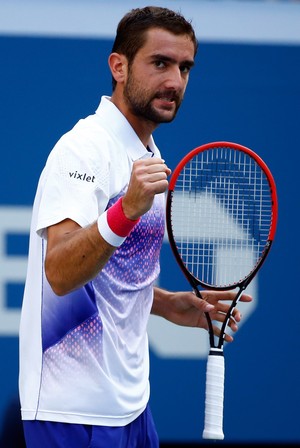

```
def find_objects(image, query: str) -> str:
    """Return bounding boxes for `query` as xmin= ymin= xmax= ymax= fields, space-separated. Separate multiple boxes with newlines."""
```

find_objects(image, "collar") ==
xmin=95 ymin=96 xmax=160 ymax=161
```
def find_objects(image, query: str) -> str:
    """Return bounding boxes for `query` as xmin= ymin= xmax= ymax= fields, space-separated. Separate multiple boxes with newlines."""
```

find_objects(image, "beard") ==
xmin=123 ymin=70 xmax=183 ymax=124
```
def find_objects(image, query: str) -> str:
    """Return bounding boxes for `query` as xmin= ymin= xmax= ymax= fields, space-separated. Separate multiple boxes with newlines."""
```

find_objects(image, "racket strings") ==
xmin=170 ymin=147 xmax=273 ymax=287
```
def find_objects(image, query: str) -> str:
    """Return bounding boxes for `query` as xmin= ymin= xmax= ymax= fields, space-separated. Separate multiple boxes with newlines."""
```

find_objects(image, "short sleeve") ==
xmin=36 ymin=131 xmax=110 ymax=237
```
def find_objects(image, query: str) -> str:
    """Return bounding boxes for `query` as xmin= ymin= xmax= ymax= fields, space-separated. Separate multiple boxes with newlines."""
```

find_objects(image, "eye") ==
xmin=180 ymin=65 xmax=191 ymax=74
xmin=154 ymin=60 xmax=166 ymax=69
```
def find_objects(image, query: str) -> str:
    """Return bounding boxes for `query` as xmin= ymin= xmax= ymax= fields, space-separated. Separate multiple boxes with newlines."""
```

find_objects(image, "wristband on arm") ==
xmin=97 ymin=197 xmax=140 ymax=247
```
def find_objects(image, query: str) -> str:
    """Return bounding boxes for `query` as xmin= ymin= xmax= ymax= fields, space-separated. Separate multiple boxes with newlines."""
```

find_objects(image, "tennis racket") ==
xmin=166 ymin=141 xmax=278 ymax=440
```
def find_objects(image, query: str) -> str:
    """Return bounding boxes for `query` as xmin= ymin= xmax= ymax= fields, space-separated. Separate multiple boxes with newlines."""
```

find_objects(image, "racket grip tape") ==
xmin=202 ymin=350 xmax=225 ymax=440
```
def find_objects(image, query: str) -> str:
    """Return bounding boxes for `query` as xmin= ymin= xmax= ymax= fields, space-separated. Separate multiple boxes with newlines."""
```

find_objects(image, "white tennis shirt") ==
xmin=19 ymin=96 xmax=166 ymax=426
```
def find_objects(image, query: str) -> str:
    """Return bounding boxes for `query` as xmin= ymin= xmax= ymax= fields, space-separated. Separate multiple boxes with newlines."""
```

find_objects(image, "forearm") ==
xmin=45 ymin=221 xmax=116 ymax=296
xmin=151 ymin=287 xmax=173 ymax=319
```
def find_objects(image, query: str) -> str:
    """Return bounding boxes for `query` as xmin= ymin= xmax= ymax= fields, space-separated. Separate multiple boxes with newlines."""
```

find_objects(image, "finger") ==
xmin=143 ymin=156 xmax=166 ymax=165
xmin=232 ymin=308 xmax=242 ymax=323
xmin=208 ymin=307 xmax=239 ymax=333
xmin=139 ymin=157 xmax=171 ymax=175
xmin=147 ymin=164 xmax=171 ymax=179
xmin=147 ymin=170 xmax=169 ymax=183
xmin=203 ymin=290 xmax=252 ymax=303
xmin=188 ymin=293 xmax=215 ymax=313
xmin=209 ymin=312 xmax=237 ymax=333
xmin=224 ymin=332 xmax=234 ymax=343
xmin=228 ymin=316 xmax=238 ymax=332
xmin=212 ymin=324 xmax=233 ymax=343
xmin=239 ymin=293 xmax=252 ymax=303
xmin=201 ymin=290 xmax=236 ymax=302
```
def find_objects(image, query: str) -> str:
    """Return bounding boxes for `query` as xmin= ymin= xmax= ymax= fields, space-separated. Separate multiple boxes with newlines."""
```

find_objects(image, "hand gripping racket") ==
xmin=166 ymin=141 xmax=278 ymax=440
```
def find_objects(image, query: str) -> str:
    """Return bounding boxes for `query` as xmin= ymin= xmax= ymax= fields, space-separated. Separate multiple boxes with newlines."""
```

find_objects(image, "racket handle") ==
xmin=202 ymin=350 xmax=225 ymax=440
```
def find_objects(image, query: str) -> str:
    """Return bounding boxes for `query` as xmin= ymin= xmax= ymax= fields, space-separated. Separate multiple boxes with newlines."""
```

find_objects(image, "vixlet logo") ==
xmin=69 ymin=171 xmax=95 ymax=183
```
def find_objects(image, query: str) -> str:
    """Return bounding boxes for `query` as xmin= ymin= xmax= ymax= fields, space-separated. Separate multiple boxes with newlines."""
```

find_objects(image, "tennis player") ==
xmin=19 ymin=6 xmax=252 ymax=448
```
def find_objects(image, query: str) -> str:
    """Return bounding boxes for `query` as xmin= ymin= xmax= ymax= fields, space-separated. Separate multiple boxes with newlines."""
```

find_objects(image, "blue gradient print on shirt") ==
xmin=41 ymin=192 xmax=165 ymax=353
xmin=41 ymin=279 xmax=98 ymax=352
xmin=103 ymin=193 xmax=165 ymax=290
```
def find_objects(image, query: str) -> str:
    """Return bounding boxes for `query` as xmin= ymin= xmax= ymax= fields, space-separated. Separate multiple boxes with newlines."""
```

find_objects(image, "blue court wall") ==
xmin=0 ymin=27 xmax=300 ymax=445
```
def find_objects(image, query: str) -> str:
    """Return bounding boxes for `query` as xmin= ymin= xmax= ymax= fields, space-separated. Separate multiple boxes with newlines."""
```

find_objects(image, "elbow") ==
xmin=45 ymin=258 xmax=70 ymax=297
xmin=50 ymin=283 xmax=70 ymax=297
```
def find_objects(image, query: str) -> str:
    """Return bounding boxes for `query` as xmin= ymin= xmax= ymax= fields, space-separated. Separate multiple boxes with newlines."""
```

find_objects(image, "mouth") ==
xmin=155 ymin=92 xmax=178 ymax=108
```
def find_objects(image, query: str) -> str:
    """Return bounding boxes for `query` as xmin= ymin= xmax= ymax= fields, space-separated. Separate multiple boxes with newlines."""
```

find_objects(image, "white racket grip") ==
xmin=202 ymin=351 xmax=225 ymax=440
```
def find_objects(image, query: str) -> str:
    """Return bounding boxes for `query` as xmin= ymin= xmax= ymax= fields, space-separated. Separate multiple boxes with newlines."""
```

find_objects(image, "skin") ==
xmin=45 ymin=28 xmax=252 ymax=343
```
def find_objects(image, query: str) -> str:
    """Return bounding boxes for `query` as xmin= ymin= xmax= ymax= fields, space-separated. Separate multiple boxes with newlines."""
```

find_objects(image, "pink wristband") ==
xmin=97 ymin=197 xmax=140 ymax=247
xmin=107 ymin=197 xmax=140 ymax=237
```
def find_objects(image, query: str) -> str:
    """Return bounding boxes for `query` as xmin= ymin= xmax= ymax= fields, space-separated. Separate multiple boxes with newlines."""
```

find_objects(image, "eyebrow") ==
xmin=151 ymin=53 xmax=195 ymax=69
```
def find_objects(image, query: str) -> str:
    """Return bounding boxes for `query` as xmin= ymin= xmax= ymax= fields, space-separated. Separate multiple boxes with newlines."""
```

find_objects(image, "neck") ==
xmin=110 ymin=93 xmax=158 ymax=147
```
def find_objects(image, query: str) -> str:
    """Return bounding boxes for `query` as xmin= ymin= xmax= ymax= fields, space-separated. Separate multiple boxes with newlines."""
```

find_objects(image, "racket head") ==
xmin=166 ymin=141 xmax=278 ymax=442
xmin=166 ymin=141 xmax=278 ymax=292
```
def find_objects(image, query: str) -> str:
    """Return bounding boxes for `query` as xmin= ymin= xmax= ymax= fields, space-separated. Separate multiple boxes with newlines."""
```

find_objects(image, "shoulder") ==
xmin=49 ymin=113 xmax=117 ymax=166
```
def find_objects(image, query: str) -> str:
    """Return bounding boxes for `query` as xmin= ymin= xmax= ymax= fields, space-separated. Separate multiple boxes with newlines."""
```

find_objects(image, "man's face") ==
xmin=123 ymin=28 xmax=195 ymax=124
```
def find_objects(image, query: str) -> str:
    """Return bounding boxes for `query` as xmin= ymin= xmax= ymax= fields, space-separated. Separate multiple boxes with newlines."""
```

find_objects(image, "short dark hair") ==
xmin=111 ymin=6 xmax=198 ymax=90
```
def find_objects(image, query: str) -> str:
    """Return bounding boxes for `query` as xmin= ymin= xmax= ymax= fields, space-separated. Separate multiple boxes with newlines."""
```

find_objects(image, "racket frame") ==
xmin=166 ymin=141 xmax=278 ymax=439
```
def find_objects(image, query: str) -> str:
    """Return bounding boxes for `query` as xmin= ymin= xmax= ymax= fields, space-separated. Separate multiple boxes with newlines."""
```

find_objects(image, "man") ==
xmin=19 ymin=6 xmax=252 ymax=448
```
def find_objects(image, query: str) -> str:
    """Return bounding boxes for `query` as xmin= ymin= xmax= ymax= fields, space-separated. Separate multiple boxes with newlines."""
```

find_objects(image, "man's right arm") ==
xmin=45 ymin=157 xmax=171 ymax=296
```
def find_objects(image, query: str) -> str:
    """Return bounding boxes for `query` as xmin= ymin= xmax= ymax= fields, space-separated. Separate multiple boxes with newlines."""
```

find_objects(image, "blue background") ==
xmin=0 ymin=23 xmax=299 ymax=445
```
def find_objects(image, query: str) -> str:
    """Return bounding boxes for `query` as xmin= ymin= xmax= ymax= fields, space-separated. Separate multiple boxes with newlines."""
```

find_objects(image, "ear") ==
xmin=108 ymin=53 xmax=128 ymax=85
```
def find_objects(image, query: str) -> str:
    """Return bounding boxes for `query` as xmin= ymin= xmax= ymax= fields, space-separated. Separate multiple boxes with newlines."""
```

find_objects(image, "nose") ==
xmin=164 ymin=66 xmax=185 ymax=90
